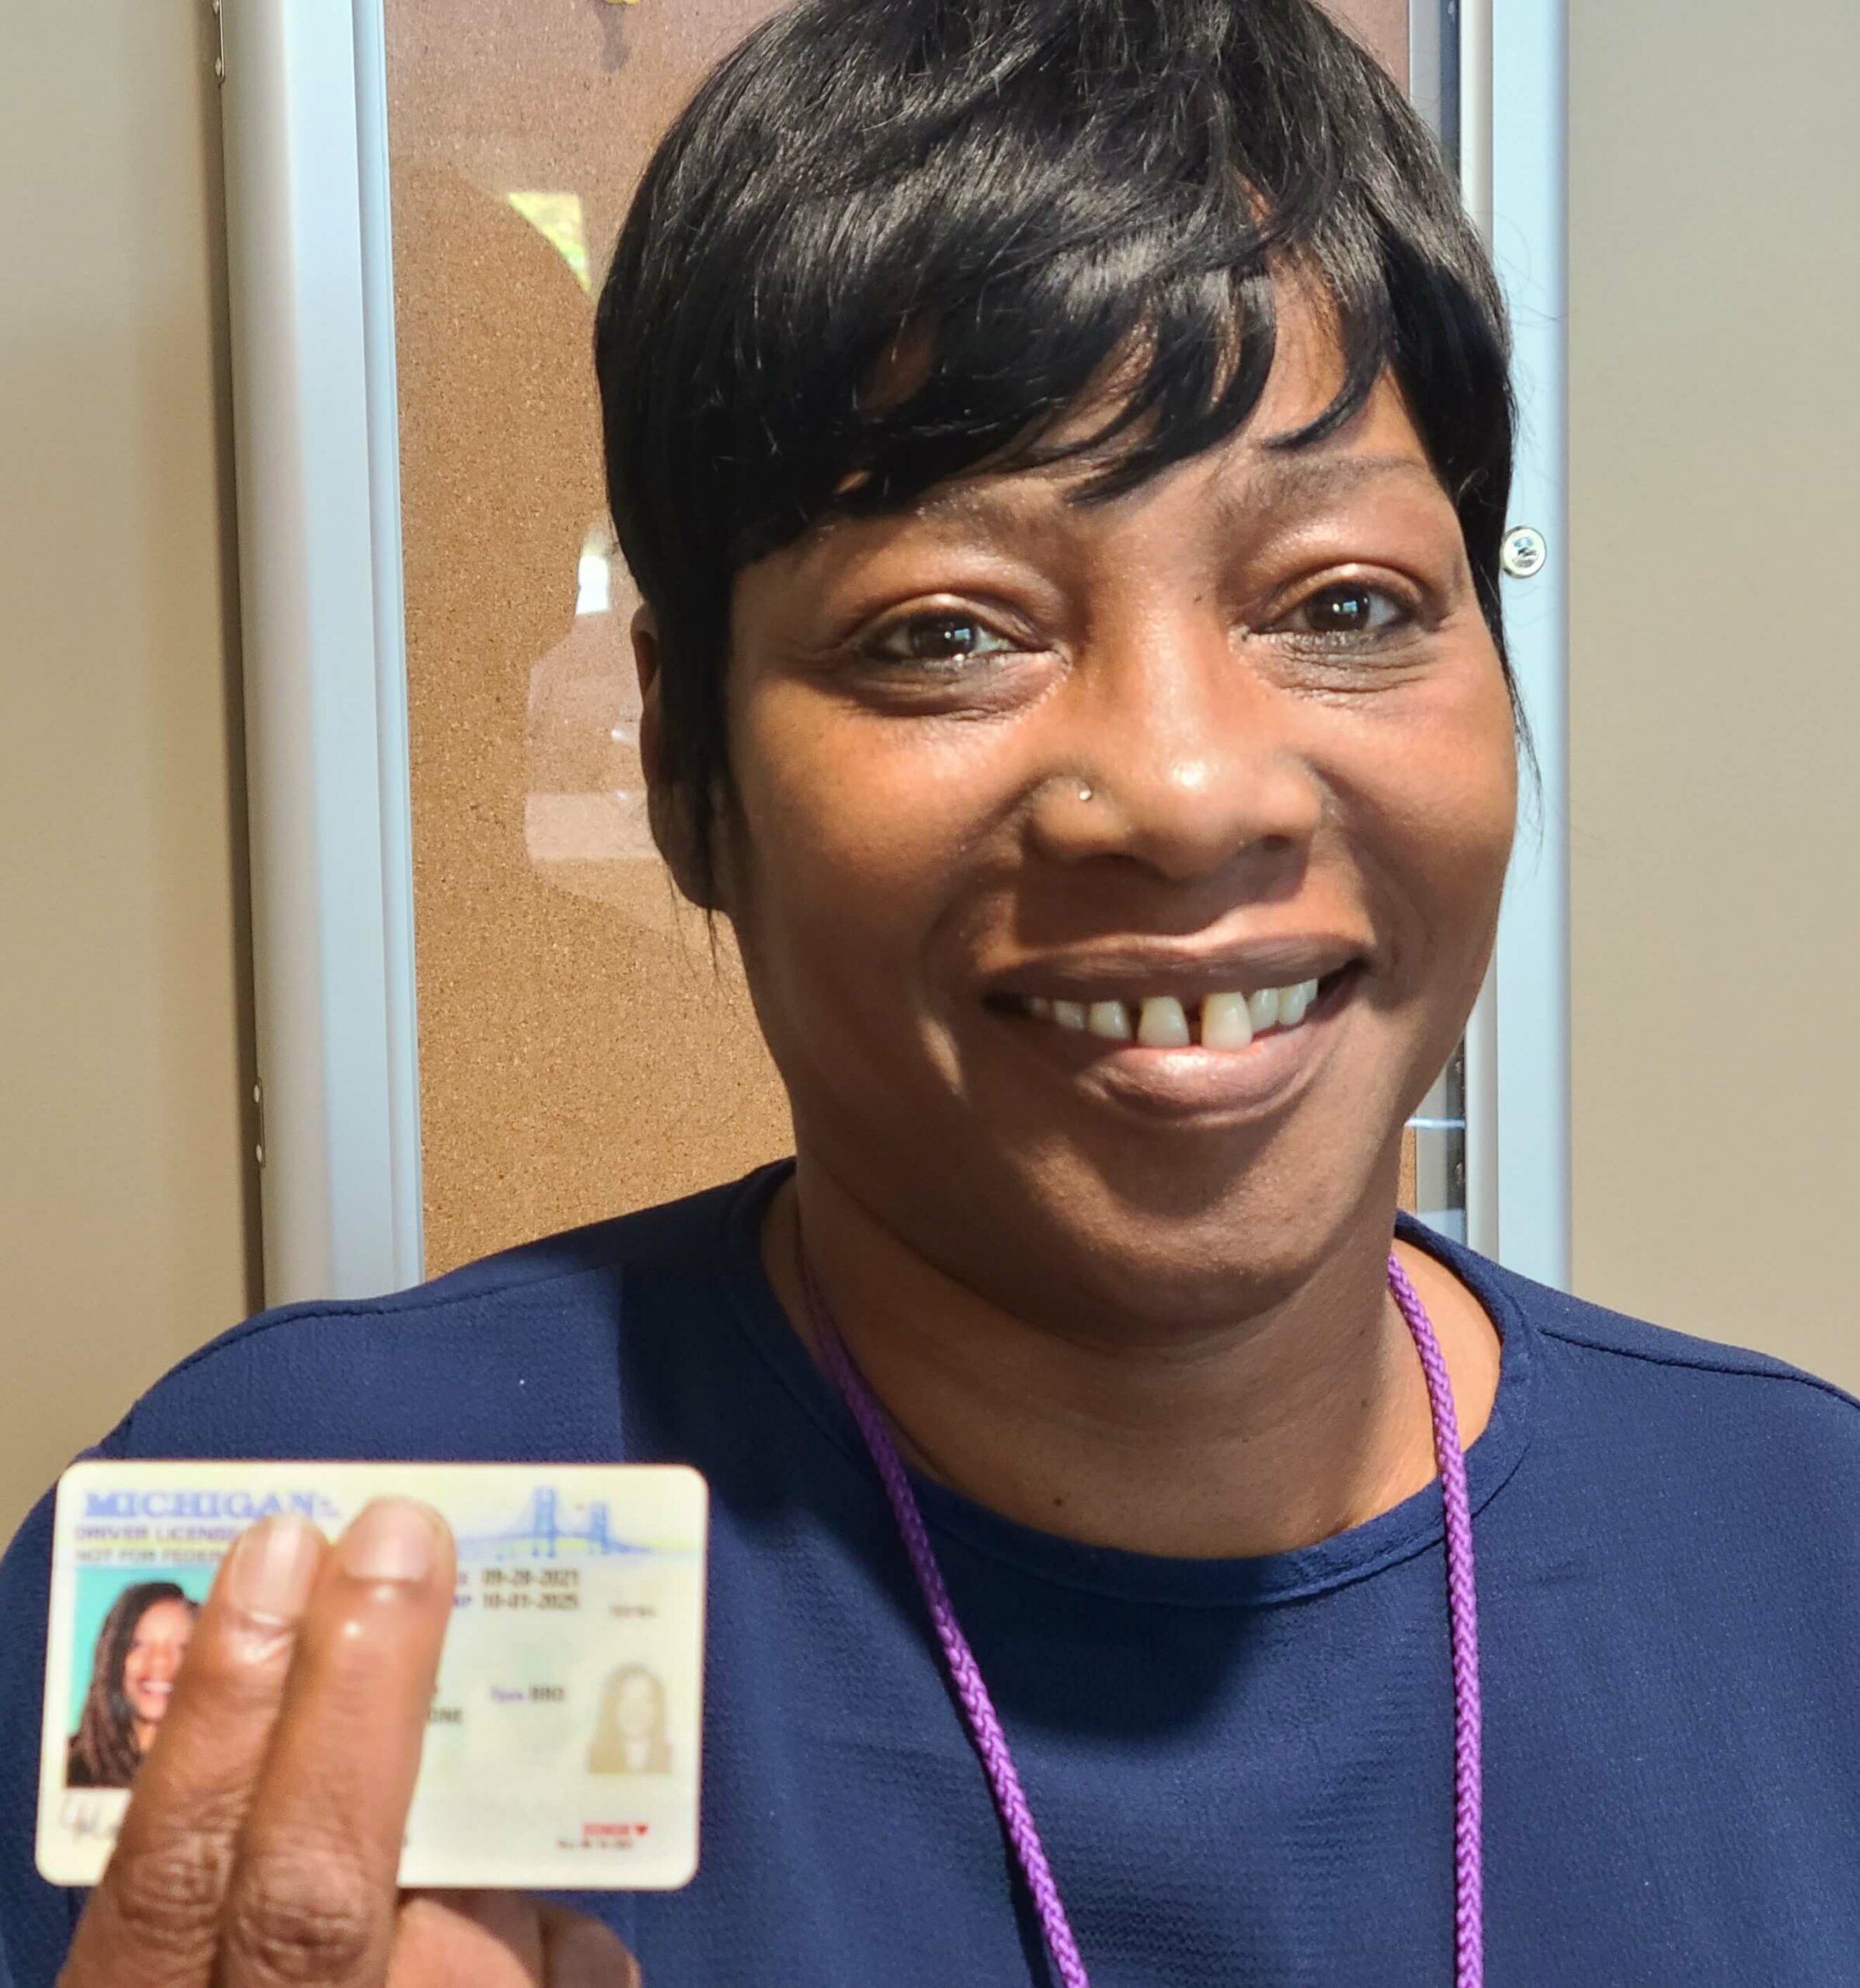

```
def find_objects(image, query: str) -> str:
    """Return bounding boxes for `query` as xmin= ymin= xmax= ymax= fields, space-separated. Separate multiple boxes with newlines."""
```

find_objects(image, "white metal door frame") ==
xmin=219 ymin=0 xmax=421 ymax=1305
xmin=1461 ymin=0 xmax=1571 ymax=1286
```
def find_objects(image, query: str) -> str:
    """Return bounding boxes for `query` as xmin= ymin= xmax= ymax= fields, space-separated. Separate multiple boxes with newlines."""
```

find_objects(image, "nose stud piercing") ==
xmin=1077 ymin=780 xmax=1094 ymax=802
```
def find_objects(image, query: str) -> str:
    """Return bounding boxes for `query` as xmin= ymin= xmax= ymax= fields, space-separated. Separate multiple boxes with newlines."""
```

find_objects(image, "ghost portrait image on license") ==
xmin=586 ymin=1663 xmax=673 ymax=1775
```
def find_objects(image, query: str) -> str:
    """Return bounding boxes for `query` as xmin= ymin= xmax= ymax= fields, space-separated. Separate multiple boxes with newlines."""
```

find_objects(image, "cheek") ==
xmin=730 ymin=695 xmax=1005 ymax=975
xmin=1438 ymin=683 xmax=1519 ymax=891
xmin=1366 ymin=679 xmax=1518 ymax=961
xmin=1303 ymin=667 xmax=1515 ymax=996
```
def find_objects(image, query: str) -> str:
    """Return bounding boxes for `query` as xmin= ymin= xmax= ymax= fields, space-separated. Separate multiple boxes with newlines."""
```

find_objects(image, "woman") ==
xmin=6 ymin=0 xmax=1860 ymax=1982
xmin=586 ymin=1666 xmax=673 ymax=1777
xmin=63 ymin=1583 xmax=196 ymax=1790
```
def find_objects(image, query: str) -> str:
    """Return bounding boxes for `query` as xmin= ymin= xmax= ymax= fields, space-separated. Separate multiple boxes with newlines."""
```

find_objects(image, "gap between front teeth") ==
xmin=1030 ymin=980 xmax=1322 ymax=1048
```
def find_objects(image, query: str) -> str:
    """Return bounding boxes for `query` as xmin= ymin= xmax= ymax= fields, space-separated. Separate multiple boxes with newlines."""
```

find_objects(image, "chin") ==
xmin=982 ymin=1153 xmax=1387 ymax=1338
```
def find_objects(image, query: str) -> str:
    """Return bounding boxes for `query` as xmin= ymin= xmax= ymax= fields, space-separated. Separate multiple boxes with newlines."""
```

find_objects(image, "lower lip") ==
xmin=1001 ymin=967 xmax=1361 ymax=1123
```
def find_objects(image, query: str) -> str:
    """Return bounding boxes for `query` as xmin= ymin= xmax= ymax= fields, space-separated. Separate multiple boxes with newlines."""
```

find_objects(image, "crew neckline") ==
xmin=714 ymin=1159 xmax=1536 ymax=1609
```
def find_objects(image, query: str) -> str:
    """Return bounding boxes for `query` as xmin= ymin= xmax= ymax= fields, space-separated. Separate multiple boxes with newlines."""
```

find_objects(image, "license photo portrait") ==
xmin=64 ymin=1569 xmax=210 ymax=1790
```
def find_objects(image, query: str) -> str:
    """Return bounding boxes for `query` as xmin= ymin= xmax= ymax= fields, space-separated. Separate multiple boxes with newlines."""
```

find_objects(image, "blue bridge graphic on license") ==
xmin=454 ymin=1488 xmax=659 ymax=1562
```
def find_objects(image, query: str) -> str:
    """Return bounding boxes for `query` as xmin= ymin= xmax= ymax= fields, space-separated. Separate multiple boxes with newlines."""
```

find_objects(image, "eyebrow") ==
xmin=903 ymin=450 xmax=1445 ymax=535
xmin=1222 ymin=450 xmax=1445 ymax=508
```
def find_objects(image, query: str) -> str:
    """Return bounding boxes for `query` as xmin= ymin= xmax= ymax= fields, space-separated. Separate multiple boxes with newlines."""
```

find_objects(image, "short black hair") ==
xmin=595 ymin=0 xmax=1514 ymax=899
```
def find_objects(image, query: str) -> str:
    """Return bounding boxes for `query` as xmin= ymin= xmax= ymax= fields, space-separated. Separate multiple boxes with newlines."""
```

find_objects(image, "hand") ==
xmin=60 ymin=1499 xmax=640 ymax=1986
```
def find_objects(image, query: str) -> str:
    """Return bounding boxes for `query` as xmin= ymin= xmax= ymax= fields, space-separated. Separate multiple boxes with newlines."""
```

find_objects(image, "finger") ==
xmin=216 ymin=1498 xmax=456 ymax=1988
xmin=62 ymin=1514 xmax=326 ymax=1988
xmin=541 ymin=1904 xmax=641 ymax=1988
xmin=388 ymin=1894 xmax=640 ymax=1988
xmin=388 ymin=1892 xmax=543 ymax=1986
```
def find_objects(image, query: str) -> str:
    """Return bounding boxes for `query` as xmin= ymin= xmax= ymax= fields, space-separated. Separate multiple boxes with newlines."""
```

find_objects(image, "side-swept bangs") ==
xmin=596 ymin=0 xmax=1515 ymax=896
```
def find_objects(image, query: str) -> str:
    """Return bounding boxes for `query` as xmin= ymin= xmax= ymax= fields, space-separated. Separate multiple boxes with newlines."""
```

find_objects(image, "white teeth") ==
xmin=1136 ymin=995 xmax=1191 ymax=1047
xmin=1087 ymin=1000 xmax=1133 ymax=1041
xmin=1022 ymin=975 xmax=1335 ymax=1047
xmin=1277 ymin=978 xmax=1319 ymax=1027
xmin=1201 ymin=991 xmax=1254 ymax=1050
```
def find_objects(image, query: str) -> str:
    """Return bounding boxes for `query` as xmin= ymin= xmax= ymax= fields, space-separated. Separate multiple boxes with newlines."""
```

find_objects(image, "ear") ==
xmin=631 ymin=603 xmax=723 ymax=912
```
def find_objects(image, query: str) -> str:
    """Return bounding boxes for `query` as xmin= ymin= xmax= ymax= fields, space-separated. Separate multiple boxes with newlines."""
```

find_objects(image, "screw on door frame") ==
xmin=1500 ymin=524 xmax=1548 ymax=579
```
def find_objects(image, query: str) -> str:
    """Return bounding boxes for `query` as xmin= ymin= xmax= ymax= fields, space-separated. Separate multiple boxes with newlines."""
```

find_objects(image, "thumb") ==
xmin=543 ymin=1903 xmax=643 ymax=1986
xmin=390 ymin=1892 xmax=638 ymax=1986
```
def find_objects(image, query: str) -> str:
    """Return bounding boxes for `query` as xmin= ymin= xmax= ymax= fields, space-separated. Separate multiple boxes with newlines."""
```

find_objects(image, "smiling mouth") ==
xmin=991 ymin=964 xmax=1358 ymax=1050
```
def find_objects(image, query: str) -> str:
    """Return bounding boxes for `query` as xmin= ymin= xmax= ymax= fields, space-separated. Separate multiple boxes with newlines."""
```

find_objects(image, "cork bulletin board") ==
xmin=384 ymin=0 xmax=1412 ymax=1275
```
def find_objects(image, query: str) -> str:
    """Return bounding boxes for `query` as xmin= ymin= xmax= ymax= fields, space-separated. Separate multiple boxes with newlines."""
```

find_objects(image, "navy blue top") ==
xmin=5 ymin=1162 xmax=1860 ymax=1984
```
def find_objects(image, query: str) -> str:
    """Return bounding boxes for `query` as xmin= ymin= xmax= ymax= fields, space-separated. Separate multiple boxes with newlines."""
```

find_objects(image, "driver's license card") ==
xmin=37 ymin=1459 xmax=707 ymax=1890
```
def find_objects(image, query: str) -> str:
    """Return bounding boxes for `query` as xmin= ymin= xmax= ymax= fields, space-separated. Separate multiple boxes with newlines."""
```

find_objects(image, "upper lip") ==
xmin=982 ymin=936 xmax=1369 ymax=1004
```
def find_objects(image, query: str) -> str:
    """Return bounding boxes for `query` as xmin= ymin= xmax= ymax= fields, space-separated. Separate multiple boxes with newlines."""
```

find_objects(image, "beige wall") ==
xmin=0 ymin=2 xmax=259 ymax=1536
xmin=1568 ymin=0 xmax=1860 ymax=1382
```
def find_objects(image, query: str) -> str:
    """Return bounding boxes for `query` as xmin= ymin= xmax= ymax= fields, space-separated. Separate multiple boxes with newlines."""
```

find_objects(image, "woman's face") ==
xmin=716 ymin=301 xmax=1517 ymax=1333
xmin=121 ymin=1599 xmax=193 ymax=1735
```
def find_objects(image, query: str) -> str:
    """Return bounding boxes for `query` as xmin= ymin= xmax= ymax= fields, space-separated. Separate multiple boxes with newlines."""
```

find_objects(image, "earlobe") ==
xmin=631 ymin=604 xmax=723 ymax=912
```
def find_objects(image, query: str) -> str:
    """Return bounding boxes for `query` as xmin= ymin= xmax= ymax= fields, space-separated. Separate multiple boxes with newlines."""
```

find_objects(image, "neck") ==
xmin=130 ymin=1718 xmax=156 ymax=1757
xmin=763 ymin=1166 xmax=1500 ymax=1561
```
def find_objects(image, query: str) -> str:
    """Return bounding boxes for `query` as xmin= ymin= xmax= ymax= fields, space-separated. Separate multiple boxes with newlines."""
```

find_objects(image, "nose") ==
xmin=1030 ymin=606 xmax=1324 ymax=882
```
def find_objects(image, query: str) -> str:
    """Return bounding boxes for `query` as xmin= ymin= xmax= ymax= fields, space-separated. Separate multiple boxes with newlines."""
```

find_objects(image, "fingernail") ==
xmin=225 ymin=1515 xmax=321 ymax=1621
xmin=339 ymin=1497 xmax=441 ymax=1583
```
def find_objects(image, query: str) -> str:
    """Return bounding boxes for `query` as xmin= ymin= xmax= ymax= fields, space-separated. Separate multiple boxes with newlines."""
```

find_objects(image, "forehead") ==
xmin=965 ymin=284 xmax=1438 ymax=516
xmin=908 ymin=403 xmax=1444 ymax=540
xmin=826 ymin=294 xmax=1443 ymax=563
xmin=732 ymin=287 xmax=1457 ymax=628
xmin=131 ymin=1600 xmax=191 ymax=1636
xmin=775 ymin=375 xmax=1445 ymax=596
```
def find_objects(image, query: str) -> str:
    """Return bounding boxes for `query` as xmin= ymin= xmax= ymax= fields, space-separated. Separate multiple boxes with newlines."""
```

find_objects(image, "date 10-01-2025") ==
xmin=456 ymin=1566 xmax=583 ymax=1611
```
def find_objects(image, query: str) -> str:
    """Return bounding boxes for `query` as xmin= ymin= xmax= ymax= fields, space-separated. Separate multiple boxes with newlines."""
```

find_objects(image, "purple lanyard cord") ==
xmin=800 ymin=1244 xmax=1486 ymax=1988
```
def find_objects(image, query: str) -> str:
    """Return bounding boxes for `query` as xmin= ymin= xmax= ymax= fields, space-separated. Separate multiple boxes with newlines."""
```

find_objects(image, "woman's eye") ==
xmin=862 ymin=611 xmax=1018 ymax=666
xmin=1281 ymin=582 xmax=1413 ymax=641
